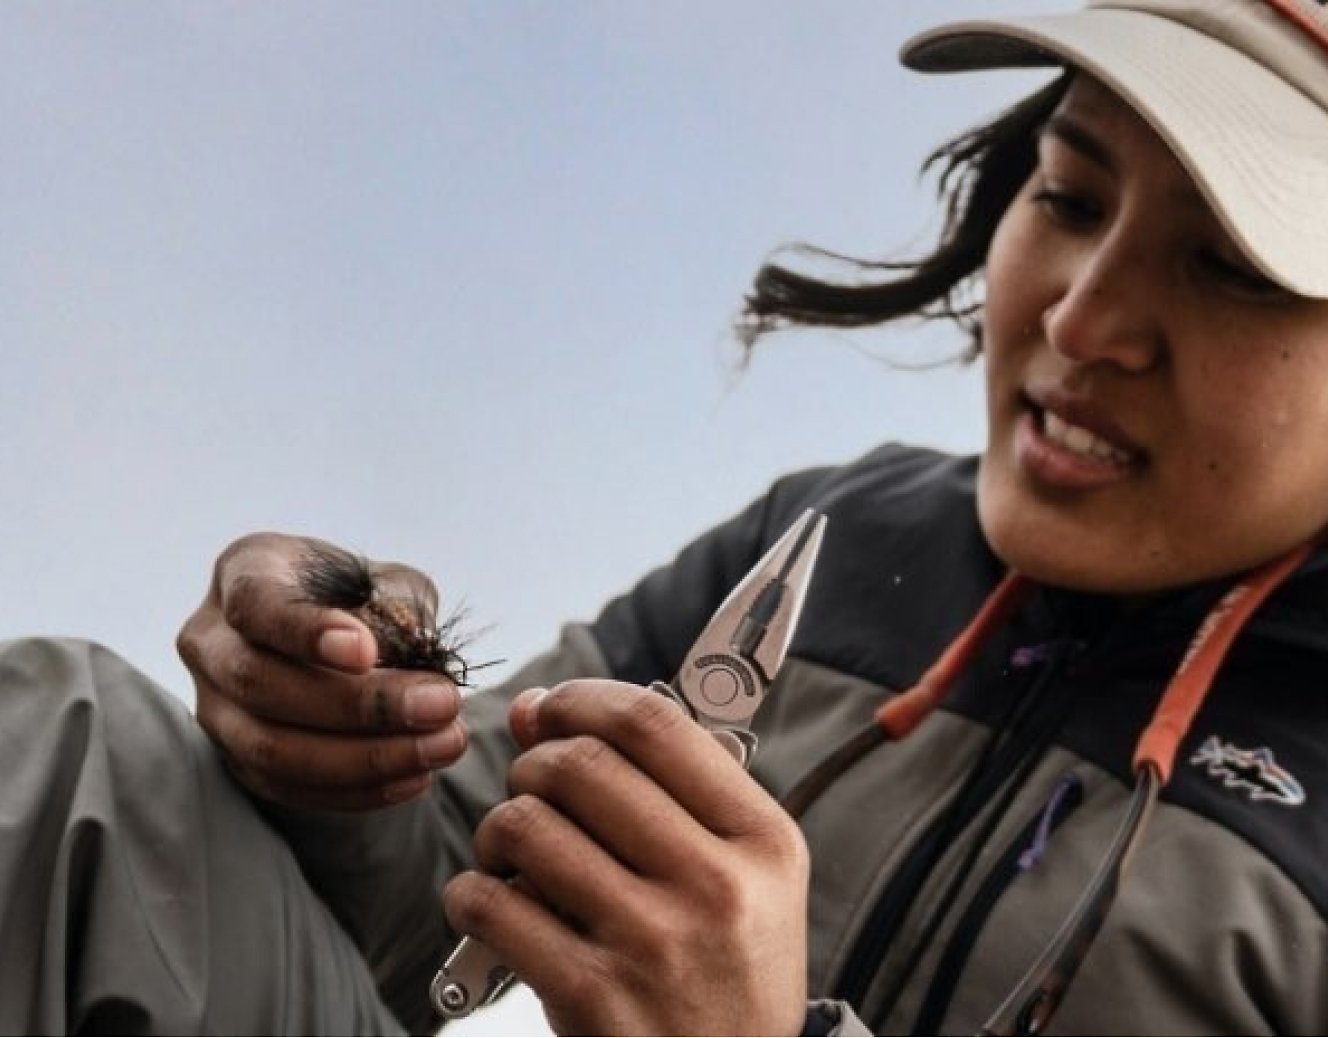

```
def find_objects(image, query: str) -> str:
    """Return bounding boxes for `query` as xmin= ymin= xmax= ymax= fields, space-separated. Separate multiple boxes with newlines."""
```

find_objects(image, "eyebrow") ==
xmin=1040 ymin=113 xmax=1118 ymax=175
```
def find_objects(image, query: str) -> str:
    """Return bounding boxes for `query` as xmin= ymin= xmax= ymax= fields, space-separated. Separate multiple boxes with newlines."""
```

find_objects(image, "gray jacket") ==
xmin=286 ymin=443 xmax=1328 ymax=1035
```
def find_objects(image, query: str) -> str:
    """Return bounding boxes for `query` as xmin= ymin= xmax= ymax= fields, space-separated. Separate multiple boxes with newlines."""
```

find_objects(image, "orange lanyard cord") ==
xmin=1133 ymin=541 xmax=1315 ymax=782
xmin=875 ymin=572 xmax=1034 ymax=739
xmin=874 ymin=542 xmax=1316 ymax=782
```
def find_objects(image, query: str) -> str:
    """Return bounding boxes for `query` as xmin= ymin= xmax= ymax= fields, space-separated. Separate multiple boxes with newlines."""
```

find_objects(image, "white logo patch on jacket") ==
xmin=1189 ymin=736 xmax=1306 ymax=807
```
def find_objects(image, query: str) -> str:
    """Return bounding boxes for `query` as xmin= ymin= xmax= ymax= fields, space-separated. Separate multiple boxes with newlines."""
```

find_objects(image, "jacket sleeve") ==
xmin=262 ymin=468 xmax=837 ymax=1031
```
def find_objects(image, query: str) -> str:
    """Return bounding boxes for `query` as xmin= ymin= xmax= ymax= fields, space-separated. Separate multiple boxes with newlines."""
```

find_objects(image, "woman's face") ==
xmin=979 ymin=76 xmax=1328 ymax=593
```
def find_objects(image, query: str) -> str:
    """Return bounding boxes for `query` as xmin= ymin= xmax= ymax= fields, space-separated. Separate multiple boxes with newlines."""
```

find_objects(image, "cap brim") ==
xmin=903 ymin=9 xmax=1328 ymax=299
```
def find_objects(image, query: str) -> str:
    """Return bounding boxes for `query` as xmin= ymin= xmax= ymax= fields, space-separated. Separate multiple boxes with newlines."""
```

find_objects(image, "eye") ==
xmin=1030 ymin=183 xmax=1102 ymax=231
xmin=1196 ymin=247 xmax=1289 ymax=302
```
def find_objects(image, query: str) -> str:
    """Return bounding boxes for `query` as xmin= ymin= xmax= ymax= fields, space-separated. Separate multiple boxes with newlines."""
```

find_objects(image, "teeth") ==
xmin=1042 ymin=411 xmax=1131 ymax=464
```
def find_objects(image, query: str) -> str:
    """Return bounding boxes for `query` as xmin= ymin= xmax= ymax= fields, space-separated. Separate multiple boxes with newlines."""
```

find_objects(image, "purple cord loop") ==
xmin=1019 ymin=773 xmax=1083 ymax=872
xmin=1009 ymin=638 xmax=1088 ymax=670
xmin=1009 ymin=642 xmax=1054 ymax=669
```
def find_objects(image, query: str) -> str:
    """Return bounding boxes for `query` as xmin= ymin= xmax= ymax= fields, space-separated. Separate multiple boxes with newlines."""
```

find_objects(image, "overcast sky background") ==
xmin=1 ymin=2 xmax=1064 ymax=1032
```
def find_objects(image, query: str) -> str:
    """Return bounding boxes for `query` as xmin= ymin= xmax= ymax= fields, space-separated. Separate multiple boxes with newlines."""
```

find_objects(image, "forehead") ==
xmin=1053 ymin=75 xmax=1159 ymax=145
xmin=1046 ymin=75 xmax=1210 ymax=206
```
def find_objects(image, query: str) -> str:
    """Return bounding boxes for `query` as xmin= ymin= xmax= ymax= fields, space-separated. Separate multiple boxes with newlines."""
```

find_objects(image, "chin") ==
xmin=976 ymin=467 xmax=1171 ymax=595
xmin=984 ymin=528 xmax=1153 ymax=593
xmin=977 ymin=488 xmax=1307 ymax=597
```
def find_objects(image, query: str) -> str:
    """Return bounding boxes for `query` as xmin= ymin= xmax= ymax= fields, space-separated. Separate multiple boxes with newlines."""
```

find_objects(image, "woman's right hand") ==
xmin=178 ymin=532 xmax=468 ymax=812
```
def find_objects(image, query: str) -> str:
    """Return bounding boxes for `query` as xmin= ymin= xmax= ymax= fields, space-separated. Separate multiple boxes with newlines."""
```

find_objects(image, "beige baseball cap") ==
xmin=902 ymin=0 xmax=1328 ymax=299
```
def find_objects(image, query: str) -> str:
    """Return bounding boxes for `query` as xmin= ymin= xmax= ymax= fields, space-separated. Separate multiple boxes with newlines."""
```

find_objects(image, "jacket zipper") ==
xmin=908 ymin=772 xmax=1085 ymax=1035
xmin=831 ymin=640 xmax=1080 ymax=1014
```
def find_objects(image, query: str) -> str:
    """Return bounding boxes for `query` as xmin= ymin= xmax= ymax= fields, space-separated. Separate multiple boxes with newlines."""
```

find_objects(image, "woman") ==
xmin=6 ymin=0 xmax=1328 ymax=1033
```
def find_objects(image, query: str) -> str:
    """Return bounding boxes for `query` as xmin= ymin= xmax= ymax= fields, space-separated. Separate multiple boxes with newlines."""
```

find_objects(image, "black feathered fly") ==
xmin=296 ymin=542 xmax=491 ymax=686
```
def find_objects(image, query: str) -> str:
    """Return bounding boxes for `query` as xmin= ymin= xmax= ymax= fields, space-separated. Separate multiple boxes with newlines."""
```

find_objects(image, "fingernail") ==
xmin=404 ymin=684 xmax=456 ymax=728
xmin=417 ymin=726 xmax=464 ymax=768
xmin=318 ymin=628 xmax=366 ymax=670
xmin=509 ymin=686 xmax=551 ymax=746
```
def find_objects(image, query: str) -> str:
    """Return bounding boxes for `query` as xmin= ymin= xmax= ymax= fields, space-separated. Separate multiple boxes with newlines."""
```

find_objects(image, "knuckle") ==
xmin=366 ymin=738 xmax=408 ymax=780
xmin=485 ymin=793 xmax=547 ymax=849
xmin=771 ymin=818 xmax=811 ymax=877
xmin=212 ymin=536 xmax=251 ymax=588
xmin=235 ymin=726 xmax=279 ymax=773
xmin=715 ymin=773 xmax=809 ymax=860
xmin=366 ymin=740 xmax=393 ymax=778
xmin=444 ymin=872 xmax=503 ymax=935
xmin=221 ymin=571 xmax=263 ymax=633
xmin=557 ymin=952 xmax=612 ymax=1011
xmin=745 ymin=803 xmax=809 ymax=864
xmin=510 ymin=735 xmax=617 ymax=801
xmin=218 ymin=531 xmax=276 ymax=564
xmin=538 ymin=682 xmax=579 ymax=727
xmin=618 ymin=686 xmax=687 ymax=741
xmin=227 ymin=650 xmax=264 ymax=706
xmin=689 ymin=857 xmax=750 ymax=922
xmin=626 ymin=904 xmax=706 ymax=973
xmin=547 ymin=734 xmax=612 ymax=783
xmin=361 ymin=684 xmax=392 ymax=730
xmin=634 ymin=899 xmax=687 ymax=950
xmin=175 ymin=622 xmax=202 ymax=672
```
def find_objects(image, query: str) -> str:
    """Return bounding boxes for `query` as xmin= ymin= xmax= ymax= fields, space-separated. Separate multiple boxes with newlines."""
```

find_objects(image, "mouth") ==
xmin=1015 ymin=392 xmax=1144 ymax=489
xmin=1038 ymin=406 xmax=1135 ymax=464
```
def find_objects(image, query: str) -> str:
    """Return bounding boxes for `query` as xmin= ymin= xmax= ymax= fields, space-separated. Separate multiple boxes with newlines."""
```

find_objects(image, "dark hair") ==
xmin=737 ymin=74 xmax=1070 ymax=359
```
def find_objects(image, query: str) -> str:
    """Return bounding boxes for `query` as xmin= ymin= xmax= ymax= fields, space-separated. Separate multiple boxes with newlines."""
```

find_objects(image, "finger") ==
xmin=513 ymin=680 xmax=778 ymax=842
xmin=506 ymin=735 xmax=716 ymax=879
xmin=213 ymin=533 xmax=377 ymax=672
xmin=443 ymin=870 xmax=610 ymax=1013
xmin=472 ymin=793 xmax=647 ymax=937
xmin=196 ymin=678 xmax=468 ymax=791
xmin=226 ymin=758 xmax=435 ymax=812
xmin=183 ymin=615 xmax=461 ymax=733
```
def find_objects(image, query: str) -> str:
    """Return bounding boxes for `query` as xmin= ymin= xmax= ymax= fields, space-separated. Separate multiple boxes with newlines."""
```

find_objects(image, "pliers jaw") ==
xmin=667 ymin=507 xmax=827 ymax=735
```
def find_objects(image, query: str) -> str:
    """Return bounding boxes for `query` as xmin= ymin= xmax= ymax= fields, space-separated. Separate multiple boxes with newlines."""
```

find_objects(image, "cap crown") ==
xmin=1092 ymin=1 xmax=1328 ymax=106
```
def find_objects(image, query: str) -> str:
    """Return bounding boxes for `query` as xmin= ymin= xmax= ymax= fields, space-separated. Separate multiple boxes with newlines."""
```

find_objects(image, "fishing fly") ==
xmin=296 ymin=541 xmax=493 ymax=685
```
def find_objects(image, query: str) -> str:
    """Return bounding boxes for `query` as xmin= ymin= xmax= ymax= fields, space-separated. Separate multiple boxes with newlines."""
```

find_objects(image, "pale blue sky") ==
xmin=1 ymin=2 xmax=1065 ymax=1030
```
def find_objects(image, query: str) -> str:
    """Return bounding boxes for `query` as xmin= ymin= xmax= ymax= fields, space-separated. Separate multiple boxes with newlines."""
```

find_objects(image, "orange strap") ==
xmin=874 ymin=542 xmax=1316 ymax=786
xmin=1133 ymin=541 xmax=1314 ymax=782
xmin=875 ymin=572 xmax=1034 ymax=739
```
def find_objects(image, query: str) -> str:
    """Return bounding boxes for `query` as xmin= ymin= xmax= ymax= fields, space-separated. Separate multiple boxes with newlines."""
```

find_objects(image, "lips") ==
xmin=1040 ymin=409 xmax=1134 ymax=465
xmin=1015 ymin=389 xmax=1144 ymax=490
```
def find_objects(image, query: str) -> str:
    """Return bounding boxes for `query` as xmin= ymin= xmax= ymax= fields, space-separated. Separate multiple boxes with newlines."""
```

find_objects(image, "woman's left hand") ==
xmin=442 ymin=679 xmax=810 ymax=1036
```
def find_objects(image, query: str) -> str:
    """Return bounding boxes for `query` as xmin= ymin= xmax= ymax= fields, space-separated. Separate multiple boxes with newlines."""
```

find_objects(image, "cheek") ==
xmin=982 ymin=208 xmax=1042 ymax=348
xmin=981 ymin=201 xmax=1060 ymax=391
xmin=1188 ymin=352 xmax=1328 ymax=515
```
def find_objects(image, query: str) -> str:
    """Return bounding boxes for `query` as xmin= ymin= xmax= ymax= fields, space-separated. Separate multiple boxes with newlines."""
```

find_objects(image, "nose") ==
xmin=1041 ymin=230 xmax=1165 ymax=373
